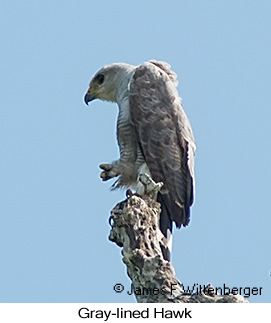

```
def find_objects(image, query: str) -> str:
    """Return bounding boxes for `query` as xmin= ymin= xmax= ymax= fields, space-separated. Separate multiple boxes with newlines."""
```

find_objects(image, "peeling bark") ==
xmin=109 ymin=195 xmax=248 ymax=303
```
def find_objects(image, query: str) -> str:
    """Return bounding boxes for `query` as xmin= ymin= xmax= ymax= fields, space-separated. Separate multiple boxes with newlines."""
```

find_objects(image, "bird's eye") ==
xmin=96 ymin=74 xmax=104 ymax=85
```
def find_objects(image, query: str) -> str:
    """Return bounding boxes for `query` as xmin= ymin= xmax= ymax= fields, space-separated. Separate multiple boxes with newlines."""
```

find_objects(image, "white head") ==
xmin=84 ymin=63 xmax=135 ymax=104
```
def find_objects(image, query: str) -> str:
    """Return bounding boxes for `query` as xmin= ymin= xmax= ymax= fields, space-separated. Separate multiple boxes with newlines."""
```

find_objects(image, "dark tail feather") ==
xmin=157 ymin=193 xmax=172 ymax=261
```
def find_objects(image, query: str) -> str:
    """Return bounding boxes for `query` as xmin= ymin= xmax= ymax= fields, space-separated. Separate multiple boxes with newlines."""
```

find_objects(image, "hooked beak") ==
xmin=84 ymin=88 xmax=96 ymax=105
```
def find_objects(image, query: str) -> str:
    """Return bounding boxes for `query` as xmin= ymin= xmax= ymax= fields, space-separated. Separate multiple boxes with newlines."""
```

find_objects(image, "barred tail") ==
xmin=157 ymin=193 xmax=173 ymax=261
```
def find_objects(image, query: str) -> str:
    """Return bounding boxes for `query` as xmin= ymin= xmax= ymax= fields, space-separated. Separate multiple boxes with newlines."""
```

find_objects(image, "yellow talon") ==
xmin=99 ymin=163 xmax=111 ymax=171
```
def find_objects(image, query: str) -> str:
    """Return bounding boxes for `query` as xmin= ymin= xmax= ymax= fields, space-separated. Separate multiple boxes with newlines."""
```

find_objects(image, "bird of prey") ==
xmin=84 ymin=60 xmax=195 ymax=261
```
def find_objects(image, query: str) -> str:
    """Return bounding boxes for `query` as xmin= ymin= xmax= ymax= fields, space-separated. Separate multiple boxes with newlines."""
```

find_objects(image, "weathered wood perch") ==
xmin=109 ymin=194 xmax=248 ymax=303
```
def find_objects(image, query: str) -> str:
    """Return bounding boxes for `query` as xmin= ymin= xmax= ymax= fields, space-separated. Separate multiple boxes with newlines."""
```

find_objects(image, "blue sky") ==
xmin=0 ymin=0 xmax=270 ymax=302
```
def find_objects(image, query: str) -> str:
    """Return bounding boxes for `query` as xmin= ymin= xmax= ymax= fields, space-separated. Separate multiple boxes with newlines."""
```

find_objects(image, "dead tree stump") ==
xmin=108 ymin=195 xmax=248 ymax=303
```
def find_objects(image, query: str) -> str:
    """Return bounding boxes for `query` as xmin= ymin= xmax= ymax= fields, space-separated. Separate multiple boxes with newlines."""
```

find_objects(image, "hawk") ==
xmin=84 ymin=60 xmax=195 ymax=261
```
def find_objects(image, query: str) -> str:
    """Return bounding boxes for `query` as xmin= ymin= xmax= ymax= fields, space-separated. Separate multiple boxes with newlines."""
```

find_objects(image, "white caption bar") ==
xmin=0 ymin=303 xmax=269 ymax=322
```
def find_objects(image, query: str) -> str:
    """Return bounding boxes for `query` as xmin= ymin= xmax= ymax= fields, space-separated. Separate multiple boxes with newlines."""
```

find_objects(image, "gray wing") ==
xmin=129 ymin=61 xmax=195 ymax=228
